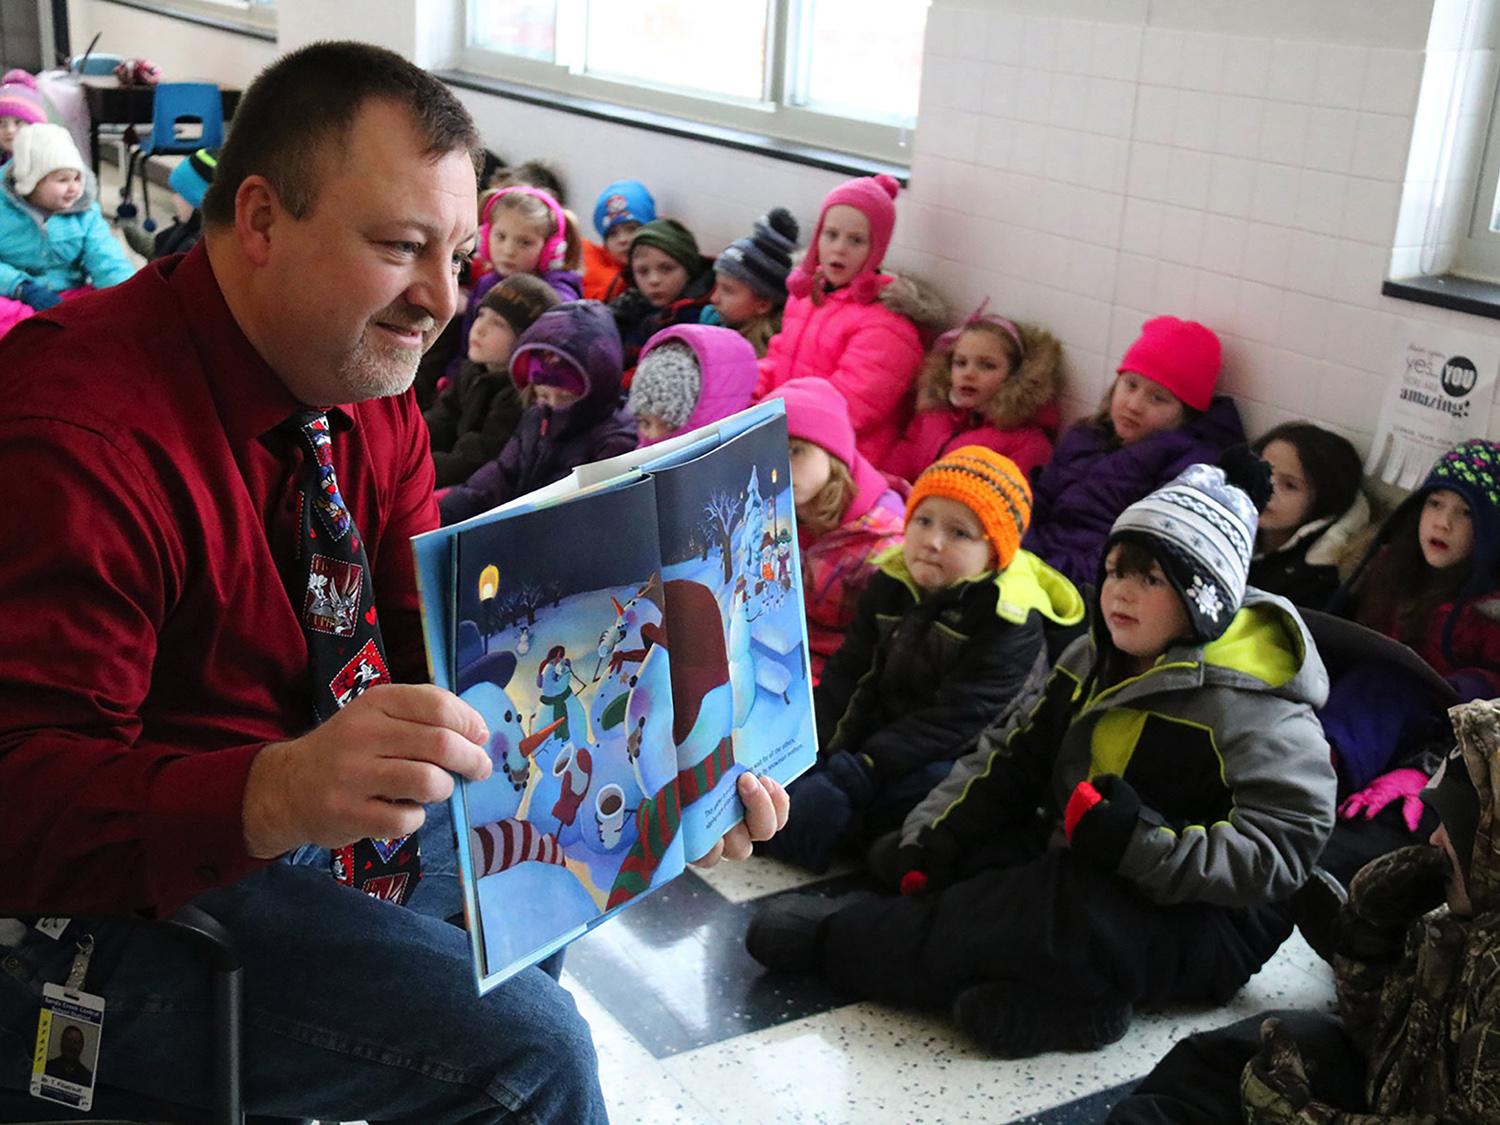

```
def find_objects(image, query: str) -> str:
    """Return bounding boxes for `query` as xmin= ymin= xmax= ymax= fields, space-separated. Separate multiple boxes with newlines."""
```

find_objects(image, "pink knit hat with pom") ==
xmin=0 ymin=69 xmax=46 ymax=127
xmin=766 ymin=377 xmax=890 ymax=522
xmin=789 ymin=174 xmax=901 ymax=303
xmin=1117 ymin=315 xmax=1222 ymax=412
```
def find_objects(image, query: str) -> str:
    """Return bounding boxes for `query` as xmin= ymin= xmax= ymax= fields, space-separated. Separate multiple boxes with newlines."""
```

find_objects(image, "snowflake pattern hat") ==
xmin=1105 ymin=463 xmax=1259 ymax=641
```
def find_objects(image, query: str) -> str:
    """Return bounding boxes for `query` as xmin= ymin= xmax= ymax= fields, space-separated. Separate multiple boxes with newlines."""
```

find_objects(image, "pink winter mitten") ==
xmin=1336 ymin=768 xmax=1429 ymax=833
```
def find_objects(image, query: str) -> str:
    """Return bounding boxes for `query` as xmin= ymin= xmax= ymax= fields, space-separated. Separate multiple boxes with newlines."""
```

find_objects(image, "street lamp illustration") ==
xmin=478 ymin=564 xmax=500 ymax=651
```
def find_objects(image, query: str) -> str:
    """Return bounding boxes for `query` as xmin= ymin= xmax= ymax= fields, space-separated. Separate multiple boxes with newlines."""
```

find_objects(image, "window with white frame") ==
xmin=464 ymin=0 xmax=929 ymax=165
xmin=129 ymin=0 xmax=276 ymax=33
xmin=1395 ymin=1 xmax=1500 ymax=285
xmin=1458 ymin=74 xmax=1500 ymax=282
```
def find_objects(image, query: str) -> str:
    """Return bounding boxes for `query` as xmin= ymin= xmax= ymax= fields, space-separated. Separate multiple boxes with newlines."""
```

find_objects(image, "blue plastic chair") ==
xmin=122 ymin=83 xmax=225 ymax=231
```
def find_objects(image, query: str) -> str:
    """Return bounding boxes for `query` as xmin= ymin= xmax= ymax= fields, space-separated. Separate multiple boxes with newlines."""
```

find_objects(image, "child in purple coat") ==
xmin=1023 ymin=316 xmax=1244 ymax=588
xmin=439 ymin=300 xmax=636 ymax=524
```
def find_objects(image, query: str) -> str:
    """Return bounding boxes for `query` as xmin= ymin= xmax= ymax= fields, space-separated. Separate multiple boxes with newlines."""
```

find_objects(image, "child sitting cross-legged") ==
xmin=746 ymin=454 xmax=1337 ymax=1058
xmin=759 ymin=445 xmax=1084 ymax=873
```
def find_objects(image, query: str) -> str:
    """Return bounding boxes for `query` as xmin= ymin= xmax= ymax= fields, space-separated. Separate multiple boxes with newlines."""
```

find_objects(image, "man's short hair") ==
xmin=201 ymin=41 xmax=482 ymax=228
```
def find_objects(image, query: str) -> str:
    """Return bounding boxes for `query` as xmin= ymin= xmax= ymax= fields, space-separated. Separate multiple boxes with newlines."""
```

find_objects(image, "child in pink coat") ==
xmin=883 ymin=303 xmax=1063 ymax=484
xmin=754 ymin=175 xmax=928 ymax=468
xmin=627 ymin=323 xmax=759 ymax=446
xmin=766 ymin=377 xmax=905 ymax=683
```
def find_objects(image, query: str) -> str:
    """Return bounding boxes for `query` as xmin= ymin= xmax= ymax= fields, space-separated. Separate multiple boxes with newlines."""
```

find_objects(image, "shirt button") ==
xmin=2 ymin=955 xmax=21 ymax=972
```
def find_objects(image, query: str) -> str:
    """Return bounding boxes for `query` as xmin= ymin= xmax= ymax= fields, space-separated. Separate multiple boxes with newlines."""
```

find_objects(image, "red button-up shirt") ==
xmin=0 ymin=243 xmax=439 ymax=916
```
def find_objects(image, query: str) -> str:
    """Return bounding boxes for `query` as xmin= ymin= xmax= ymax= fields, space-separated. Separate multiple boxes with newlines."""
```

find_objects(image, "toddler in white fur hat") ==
xmin=0 ymin=122 xmax=135 ymax=316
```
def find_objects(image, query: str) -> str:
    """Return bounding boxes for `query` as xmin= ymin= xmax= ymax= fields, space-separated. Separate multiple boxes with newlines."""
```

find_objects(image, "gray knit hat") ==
xmin=629 ymin=341 xmax=701 ymax=431
xmin=1104 ymin=463 xmax=1260 ymax=641
xmin=715 ymin=207 xmax=799 ymax=304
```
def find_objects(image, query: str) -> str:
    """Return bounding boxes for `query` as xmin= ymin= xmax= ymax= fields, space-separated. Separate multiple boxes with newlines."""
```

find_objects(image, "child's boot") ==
xmin=952 ymin=980 xmax=1132 ymax=1057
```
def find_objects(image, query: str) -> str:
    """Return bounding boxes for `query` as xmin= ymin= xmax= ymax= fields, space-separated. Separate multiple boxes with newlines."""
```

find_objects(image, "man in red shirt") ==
xmin=0 ymin=41 xmax=786 ymax=1122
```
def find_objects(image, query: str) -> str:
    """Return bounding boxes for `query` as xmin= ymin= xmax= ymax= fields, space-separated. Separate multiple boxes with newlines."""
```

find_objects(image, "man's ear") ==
xmin=233 ymin=174 xmax=279 ymax=267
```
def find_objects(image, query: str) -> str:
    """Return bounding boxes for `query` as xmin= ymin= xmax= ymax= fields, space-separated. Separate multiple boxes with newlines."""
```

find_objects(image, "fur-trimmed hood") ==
xmin=877 ymin=272 xmax=950 ymax=338
xmin=1254 ymin=491 xmax=1373 ymax=569
xmin=916 ymin=320 xmax=1063 ymax=431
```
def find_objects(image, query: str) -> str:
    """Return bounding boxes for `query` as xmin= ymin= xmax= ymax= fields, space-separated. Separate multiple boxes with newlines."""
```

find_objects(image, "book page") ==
xmin=448 ymin=477 xmax=686 ymax=990
xmin=648 ymin=412 xmax=818 ymax=862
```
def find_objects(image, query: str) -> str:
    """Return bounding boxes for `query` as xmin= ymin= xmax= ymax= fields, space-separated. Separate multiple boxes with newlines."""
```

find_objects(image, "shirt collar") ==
xmin=166 ymin=242 xmax=356 ymax=445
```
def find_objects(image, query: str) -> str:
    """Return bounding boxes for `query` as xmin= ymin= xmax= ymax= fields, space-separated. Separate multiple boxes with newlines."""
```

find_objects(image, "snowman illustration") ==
xmin=726 ymin=576 xmax=758 ymax=729
xmin=536 ymin=645 xmax=586 ymax=744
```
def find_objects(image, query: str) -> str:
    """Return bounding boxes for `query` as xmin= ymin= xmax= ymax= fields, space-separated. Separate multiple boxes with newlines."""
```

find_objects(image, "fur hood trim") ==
xmin=878 ymin=272 xmax=950 ymax=333
xmin=916 ymin=320 xmax=1063 ymax=430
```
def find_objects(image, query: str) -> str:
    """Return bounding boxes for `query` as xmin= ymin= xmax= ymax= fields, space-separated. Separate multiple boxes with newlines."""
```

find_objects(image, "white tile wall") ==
xmin=64 ymin=0 xmax=1500 ymax=448
xmin=893 ymin=0 xmax=1500 ymax=450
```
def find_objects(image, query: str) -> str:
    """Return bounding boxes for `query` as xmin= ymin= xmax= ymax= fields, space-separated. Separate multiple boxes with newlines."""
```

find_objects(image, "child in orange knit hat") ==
xmin=761 ymin=446 xmax=1085 ymax=872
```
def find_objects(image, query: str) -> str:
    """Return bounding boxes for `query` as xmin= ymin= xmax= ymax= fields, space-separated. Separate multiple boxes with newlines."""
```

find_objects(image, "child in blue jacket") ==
xmin=0 ymin=124 xmax=134 ymax=313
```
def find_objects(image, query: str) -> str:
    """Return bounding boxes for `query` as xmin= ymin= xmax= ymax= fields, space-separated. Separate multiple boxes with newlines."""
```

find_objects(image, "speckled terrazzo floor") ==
xmin=560 ymin=854 xmax=1336 ymax=1124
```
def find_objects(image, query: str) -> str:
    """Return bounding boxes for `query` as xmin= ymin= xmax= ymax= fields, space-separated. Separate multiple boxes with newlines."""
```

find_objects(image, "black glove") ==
xmin=766 ymin=768 xmax=856 ymax=874
xmin=16 ymin=280 xmax=61 ymax=311
xmin=822 ymin=750 xmax=876 ymax=808
xmin=1064 ymin=774 xmax=1141 ymax=870
xmin=896 ymin=827 xmax=961 ymax=896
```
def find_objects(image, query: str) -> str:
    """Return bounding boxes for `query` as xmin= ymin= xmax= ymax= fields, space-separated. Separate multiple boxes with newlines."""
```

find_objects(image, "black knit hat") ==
xmin=715 ymin=207 xmax=800 ymax=304
xmin=480 ymin=273 xmax=562 ymax=338
xmin=1422 ymin=742 xmax=1481 ymax=879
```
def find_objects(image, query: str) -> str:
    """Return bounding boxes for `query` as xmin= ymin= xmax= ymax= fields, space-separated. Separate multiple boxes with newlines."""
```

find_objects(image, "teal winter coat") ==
xmin=0 ymin=166 xmax=135 ymax=299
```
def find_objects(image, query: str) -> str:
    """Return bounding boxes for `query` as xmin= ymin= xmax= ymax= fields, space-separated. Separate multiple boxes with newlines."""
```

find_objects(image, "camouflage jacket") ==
xmin=1253 ymin=700 xmax=1500 ymax=1122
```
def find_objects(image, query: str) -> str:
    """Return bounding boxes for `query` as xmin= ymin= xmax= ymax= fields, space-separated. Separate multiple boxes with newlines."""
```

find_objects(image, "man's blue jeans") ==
xmin=0 ymin=801 xmax=607 ymax=1123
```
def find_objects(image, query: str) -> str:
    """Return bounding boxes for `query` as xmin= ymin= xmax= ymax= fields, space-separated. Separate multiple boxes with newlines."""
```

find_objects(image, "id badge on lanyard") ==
xmin=30 ymin=934 xmax=104 ymax=1113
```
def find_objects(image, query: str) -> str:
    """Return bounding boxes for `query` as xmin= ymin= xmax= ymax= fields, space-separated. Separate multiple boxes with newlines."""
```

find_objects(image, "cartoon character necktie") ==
xmin=285 ymin=410 xmax=421 ymax=906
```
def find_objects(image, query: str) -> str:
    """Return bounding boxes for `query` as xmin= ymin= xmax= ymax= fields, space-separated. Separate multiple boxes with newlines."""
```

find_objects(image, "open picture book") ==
xmin=413 ymin=401 xmax=818 ymax=993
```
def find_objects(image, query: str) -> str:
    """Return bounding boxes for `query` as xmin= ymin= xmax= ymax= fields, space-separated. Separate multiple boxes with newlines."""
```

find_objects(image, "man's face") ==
xmin=253 ymin=100 xmax=477 ymax=406
xmin=59 ymin=1025 xmax=84 ymax=1060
